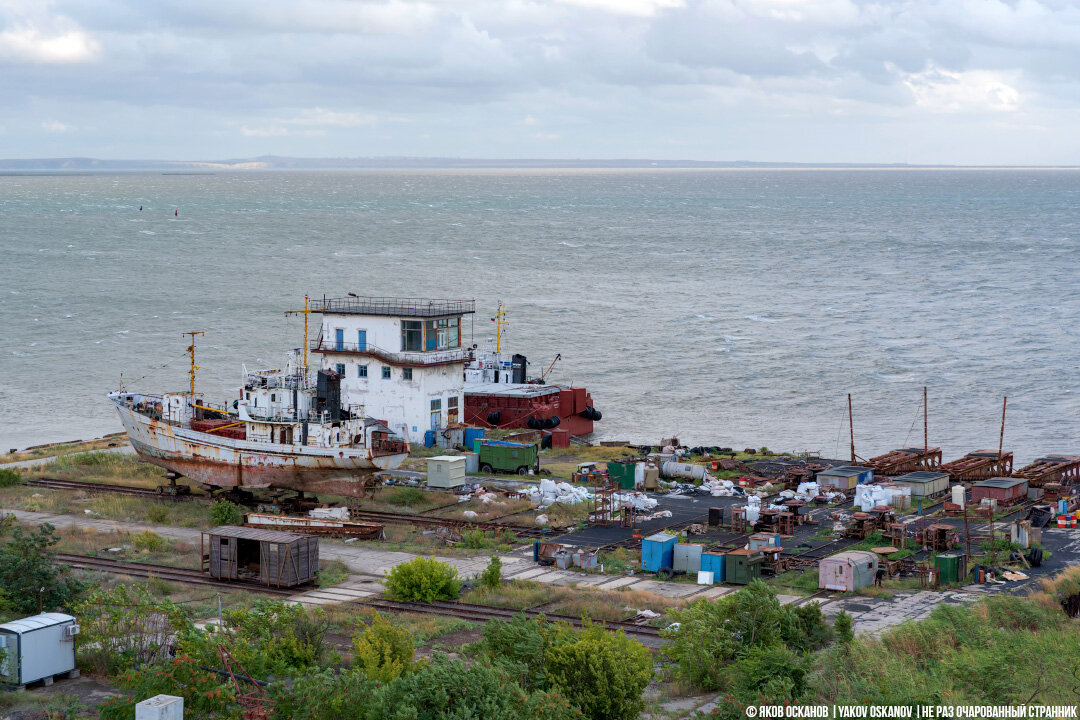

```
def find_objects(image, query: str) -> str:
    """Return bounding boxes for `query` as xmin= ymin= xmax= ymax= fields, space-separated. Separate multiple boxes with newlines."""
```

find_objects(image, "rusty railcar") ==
xmin=202 ymin=526 xmax=319 ymax=587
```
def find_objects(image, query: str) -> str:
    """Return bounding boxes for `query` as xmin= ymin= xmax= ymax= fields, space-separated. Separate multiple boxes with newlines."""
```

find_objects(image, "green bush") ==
xmin=375 ymin=654 xmax=527 ymax=720
xmin=522 ymin=690 xmax=584 ymax=720
xmin=733 ymin=645 xmax=810 ymax=703
xmin=384 ymin=556 xmax=461 ymax=602
xmin=176 ymin=600 xmax=326 ymax=678
xmin=271 ymin=667 xmax=377 ymax=720
xmin=0 ymin=523 xmax=84 ymax=614
xmin=663 ymin=580 xmax=831 ymax=691
xmin=99 ymin=654 xmax=239 ymax=720
xmin=482 ymin=613 xmax=567 ymax=690
xmin=834 ymin=610 xmax=855 ymax=644
xmin=479 ymin=556 xmax=502 ymax=589
xmin=147 ymin=505 xmax=169 ymax=524
xmin=0 ymin=469 xmax=21 ymax=487
xmin=74 ymin=583 xmax=187 ymax=674
xmin=209 ymin=500 xmax=243 ymax=526
xmin=544 ymin=623 xmax=652 ymax=720
xmin=132 ymin=530 xmax=171 ymax=553
xmin=352 ymin=611 xmax=418 ymax=683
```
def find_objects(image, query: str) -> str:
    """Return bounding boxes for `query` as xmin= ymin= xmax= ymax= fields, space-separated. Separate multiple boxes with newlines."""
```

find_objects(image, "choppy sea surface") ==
xmin=1 ymin=169 xmax=1078 ymax=464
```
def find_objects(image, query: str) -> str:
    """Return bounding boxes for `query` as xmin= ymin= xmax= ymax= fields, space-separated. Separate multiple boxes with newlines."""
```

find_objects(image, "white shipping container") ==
xmin=0 ymin=613 xmax=78 ymax=687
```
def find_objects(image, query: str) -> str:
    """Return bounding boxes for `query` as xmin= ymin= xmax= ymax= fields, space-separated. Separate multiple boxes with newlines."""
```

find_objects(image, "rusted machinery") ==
xmin=940 ymin=450 xmax=1014 ymax=482
xmin=843 ymin=505 xmax=895 ymax=539
xmin=844 ymin=513 xmax=877 ymax=539
xmin=1013 ymin=455 xmax=1080 ymax=487
xmin=917 ymin=523 xmax=958 ymax=552
xmin=867 ymin=446 xmax=942 ymax=477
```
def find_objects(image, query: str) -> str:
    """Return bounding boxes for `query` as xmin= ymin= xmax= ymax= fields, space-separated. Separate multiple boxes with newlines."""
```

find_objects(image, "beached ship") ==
xmin=109 ymin=348 xmax=409 ymax=498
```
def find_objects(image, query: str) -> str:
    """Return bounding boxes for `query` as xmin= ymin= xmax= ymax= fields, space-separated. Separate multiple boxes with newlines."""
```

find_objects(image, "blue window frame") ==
xmin=381 ymin=366 xmax=391 ymax=379
xmin=403 ymin=368 xmax=413 ymax=380
xmin=335 ymin=363 xmax=345 ymax=376
xmin=358 ymin=365 xmax=368 ymax=378
xmin=357 ymin=330 xmax=367 ymax=351
xmin=335 ymin=328 xmax=344 ymax=351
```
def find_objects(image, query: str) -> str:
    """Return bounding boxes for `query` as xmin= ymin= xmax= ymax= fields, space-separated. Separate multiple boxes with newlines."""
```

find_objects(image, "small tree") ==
xmin=482 ymin=613 xmax=568 ymax=690
xmin=479 ymin=556 xmax=502 ymax=589
xmin=353 ymin=611 xmax=417 ymax=683
xmin=732 ymin=644 xmax=810 ymax=703
xmin=834 ymin=610 xmax=855 ymax=644
xmin=74 ymin=583 xmax=188 ymax=674
xmin=0 ymin=469 xmax=21 ymax=487
xmin=544 ymin=623 xmax=653 ymax=720
xmin=384 ymin=556 xmax=461 ymax=602
xmin=209 ymin=500 xmax=243 ymax=526
xmin=0 ymin=523 xmax=84 ymax=613
xmin=272 ymin=667 xmax=377 ymax=720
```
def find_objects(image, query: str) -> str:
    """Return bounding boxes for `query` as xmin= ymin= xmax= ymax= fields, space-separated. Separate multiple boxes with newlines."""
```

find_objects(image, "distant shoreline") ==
xmin=3 ymin=156 xmax=1080 ymax=172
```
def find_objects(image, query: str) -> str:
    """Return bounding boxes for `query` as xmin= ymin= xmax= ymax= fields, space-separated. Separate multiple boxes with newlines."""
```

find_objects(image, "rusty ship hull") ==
xmin=113 ymin=401 xmax=405 ymax=497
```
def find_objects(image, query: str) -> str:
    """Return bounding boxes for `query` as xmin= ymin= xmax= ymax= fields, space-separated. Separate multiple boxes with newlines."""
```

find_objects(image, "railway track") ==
xmin=54 ymin=554 xmax=664 ymax=639
xmin=362 ymin=598 xmax=663 ymax=639
xmin=25 ymin=477 xmax=198 ymax=501
xmin=346 ymin=509 xmax=551 ymax=539
xmin=55 ymin=553 xmax=296 ymax=596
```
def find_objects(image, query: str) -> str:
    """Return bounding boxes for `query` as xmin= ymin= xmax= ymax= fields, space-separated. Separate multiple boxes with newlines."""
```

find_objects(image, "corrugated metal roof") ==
xmin=818 ymin=465 xmax=872 ymax=476
xmin=0 ymin=613 xmax=75 ymax=634
xmin=204 ymin=526 xmax=314 ymax=542
xmin=974 ymin=477 xmax=1027 ymax=489
xmin=824 ymin=550 xmax=879 ymax=564
xmin=893 ymin=471 xmax=950 ymax=483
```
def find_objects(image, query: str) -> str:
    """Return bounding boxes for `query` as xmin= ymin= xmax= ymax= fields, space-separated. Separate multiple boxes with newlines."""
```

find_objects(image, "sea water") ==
xmin=1 ymin=168 xmax=1078 ymax=462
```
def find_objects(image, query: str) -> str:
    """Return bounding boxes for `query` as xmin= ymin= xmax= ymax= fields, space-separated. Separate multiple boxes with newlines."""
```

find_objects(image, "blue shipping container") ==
xmin=700 ymin=553 xmax=726 ymax=583
xmin=464 ymin=428 xmax=486 ymax=448
xmin=642 ymin=533 xmax=678 ymax=572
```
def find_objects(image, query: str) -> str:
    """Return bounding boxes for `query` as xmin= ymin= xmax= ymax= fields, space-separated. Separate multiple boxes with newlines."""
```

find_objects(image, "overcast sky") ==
xmin=3 ymin=0 xmax=1080 ymax=164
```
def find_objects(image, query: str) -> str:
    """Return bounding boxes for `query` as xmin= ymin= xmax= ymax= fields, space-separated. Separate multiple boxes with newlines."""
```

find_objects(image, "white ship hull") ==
xmin=113 ymin=401 xmax=406 ymax=496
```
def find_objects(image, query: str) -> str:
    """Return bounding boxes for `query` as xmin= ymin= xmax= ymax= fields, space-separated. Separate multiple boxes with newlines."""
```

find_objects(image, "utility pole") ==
xmin=923 ymin=386 xmax=928 ymax=450
xmin=848 ymin=393 xmax=855 ymax=464
xmin=182 ymin=331 xmax=204 ymax=397
xmin=998 ymin=397 xmax=1007 ymax=460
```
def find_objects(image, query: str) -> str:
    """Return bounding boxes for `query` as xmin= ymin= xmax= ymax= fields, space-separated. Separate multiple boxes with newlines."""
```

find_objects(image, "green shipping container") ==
xmin=606 ymin=461 xmax=637 ymax=490
xmin=476 ymin=441 xmax=539 ymax=475
xmin=725 ymin=549 xmax=763 ymax=585
xmin=935 ymin=553 xmax=961 ymax=584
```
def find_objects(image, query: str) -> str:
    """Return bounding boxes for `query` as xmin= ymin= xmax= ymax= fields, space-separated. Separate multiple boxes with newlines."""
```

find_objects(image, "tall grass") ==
xmin=811 ymin=593 xmax=1079 ymax=705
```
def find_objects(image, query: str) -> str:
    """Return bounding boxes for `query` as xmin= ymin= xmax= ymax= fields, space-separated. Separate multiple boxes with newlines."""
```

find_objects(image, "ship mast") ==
xmin=285 ymin=295 xmax=313 ymax=373
xmin=182 ymin=331 xmax=204 ymax=397
xmin=493 ymin=301 xmax=508 ymax=354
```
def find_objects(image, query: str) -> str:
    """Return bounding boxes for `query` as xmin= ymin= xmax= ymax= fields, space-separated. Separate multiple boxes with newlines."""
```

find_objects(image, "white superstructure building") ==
xmin=310 ymin=296 xmax=475 ymax=441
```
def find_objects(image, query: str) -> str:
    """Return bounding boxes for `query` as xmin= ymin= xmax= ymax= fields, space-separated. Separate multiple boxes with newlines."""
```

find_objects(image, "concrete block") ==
xmin=136 ymin=694 xmax=184 ymax=720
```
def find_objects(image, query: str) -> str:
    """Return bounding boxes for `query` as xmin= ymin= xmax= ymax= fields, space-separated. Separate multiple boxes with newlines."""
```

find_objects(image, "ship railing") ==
xmin=311 ymin=296 xmax=475 ymax=318
xmin=310 ymin=335 xmax=472 ymax=366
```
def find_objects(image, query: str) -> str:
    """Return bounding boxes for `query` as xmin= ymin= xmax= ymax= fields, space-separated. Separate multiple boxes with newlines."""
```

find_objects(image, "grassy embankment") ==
xmin=0 ymin=434 xmax=128 ymax=465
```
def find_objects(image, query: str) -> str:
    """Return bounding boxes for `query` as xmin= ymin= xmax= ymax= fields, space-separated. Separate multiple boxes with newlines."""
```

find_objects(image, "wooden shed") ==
xmin=202 ymin=526 xmax=319 ymax=587
xmin=971 ymin=477 xmax=1029 ymax=506
xmin=892 ymin=471 xmax=950 ymax=498
xmin=819 ymin=550 xmax=879 ymax=591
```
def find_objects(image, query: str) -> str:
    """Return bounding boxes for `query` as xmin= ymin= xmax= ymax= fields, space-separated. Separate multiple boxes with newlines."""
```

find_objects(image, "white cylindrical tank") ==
xmin=952 ymin=484 xmax=965 ymax=509
xmin=662 ymin=461 xmax=707 ymax=481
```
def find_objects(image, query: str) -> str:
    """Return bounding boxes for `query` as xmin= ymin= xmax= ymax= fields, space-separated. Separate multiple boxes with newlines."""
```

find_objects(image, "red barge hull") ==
xmin=463 ymin=383 xmax=597 ymax=435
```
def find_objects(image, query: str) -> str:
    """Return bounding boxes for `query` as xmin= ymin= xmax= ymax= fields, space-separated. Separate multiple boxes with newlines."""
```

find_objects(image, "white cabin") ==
xmin=310 ymin=296 xmax=475 ymax=441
